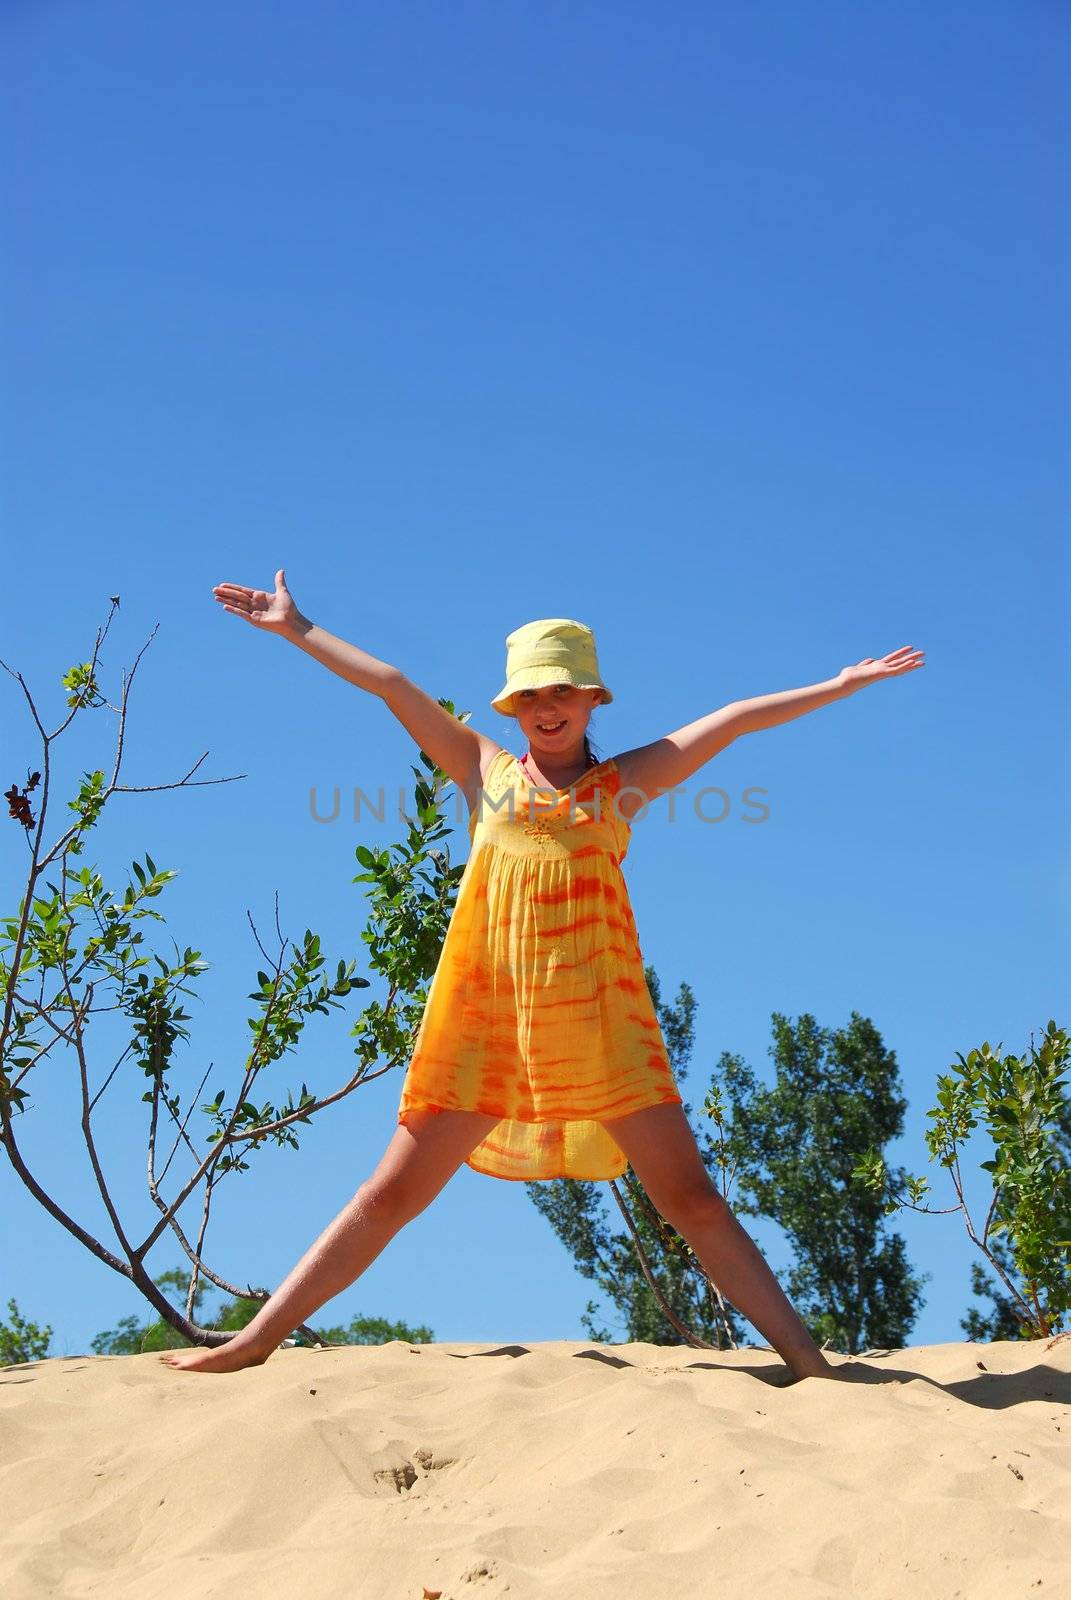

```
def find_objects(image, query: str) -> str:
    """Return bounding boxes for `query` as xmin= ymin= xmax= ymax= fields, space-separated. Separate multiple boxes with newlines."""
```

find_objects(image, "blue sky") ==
xmin=2 ymin=0 xmax=1067 ymax=1359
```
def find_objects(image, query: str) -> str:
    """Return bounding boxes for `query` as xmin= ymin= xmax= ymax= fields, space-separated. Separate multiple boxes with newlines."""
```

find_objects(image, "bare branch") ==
xmin=619 ymin=1170 xmax=739 ymax=1350
xmin=183 ymin=1148 xmax=218 ymax=1322
xmin=1 ymin=1115 xmax=132 ymax=1276
xmin=0 ymin=657 xmax=50 ymax=742
xmin=102 ymin=622 xmax=158 ymax=775
xmin=112 ymin=768 xmax=247 ymax=796
xmin=88 ymin=1038 xmax=139 ymax=1117
xmin=606 ymin=1176 xmax=721 ymax=1350
xmin=247 ymin=897 xmax=280 ymax=971
xmin=941 ymin=1144 xmax=1039 ymax=1328
xmin=59 ymin=935 xmax=139 ymax=1264
xmin=5 ymin=991 xmax=87 ymax=1086
xmin=980 ymin=1178 xmax=1004 ymax=1247
xmin=141 ymin=1043 xmax=338 ymax=1349
xmin=230 ymin=1049 xmax=400 ymax=1141
xmin=152 ymin=1058 xmax=212 ymax=1189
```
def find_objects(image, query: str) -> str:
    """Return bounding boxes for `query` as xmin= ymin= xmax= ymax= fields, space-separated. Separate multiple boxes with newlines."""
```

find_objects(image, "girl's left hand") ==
xmin=837 ymin=646 xmax=925 ymax=693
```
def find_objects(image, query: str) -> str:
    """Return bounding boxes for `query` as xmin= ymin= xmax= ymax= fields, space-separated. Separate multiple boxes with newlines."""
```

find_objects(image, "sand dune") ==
xmin=2 ymin=1338 xmax=1069 ymax=1599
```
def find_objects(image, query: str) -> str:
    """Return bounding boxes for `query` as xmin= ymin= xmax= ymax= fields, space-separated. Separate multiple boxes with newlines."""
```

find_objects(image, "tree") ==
xmin=713 ymin=1011 xmax=928 ymax=1354
xmin=0 ymin=1298 xmax=52 ymax=1365
xmin=1 ymin=604 xmax=469 ymax=1350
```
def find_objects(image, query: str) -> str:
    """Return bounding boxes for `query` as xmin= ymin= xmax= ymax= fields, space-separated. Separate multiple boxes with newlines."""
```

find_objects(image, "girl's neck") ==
xmin=521 ymin=745 xmax=598 ymax=786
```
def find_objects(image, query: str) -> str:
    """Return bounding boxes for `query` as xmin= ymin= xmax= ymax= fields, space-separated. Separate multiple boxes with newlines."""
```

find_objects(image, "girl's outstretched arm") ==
xmin=212 ymin=569 xmax=498 ymax=795
xmin=616 ymin=646 xmax=925 ymax=800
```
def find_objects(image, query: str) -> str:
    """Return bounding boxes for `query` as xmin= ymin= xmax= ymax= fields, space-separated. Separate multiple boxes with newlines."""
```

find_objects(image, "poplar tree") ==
xmin=710 ymin=1011 xmax=927 ymax=1354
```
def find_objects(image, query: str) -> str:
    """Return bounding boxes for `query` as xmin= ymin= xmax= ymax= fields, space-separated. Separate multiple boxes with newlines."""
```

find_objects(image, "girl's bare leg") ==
xmin=670 ymin=1199 xmax=834 ymax=1379
xmin=602 ymin=1103 xmax=859 ymax=1382
xmin=669 ymin=1202 xmax=902 ymax=1383
xmin=158 ymin=1107 xmax=501 ymax=1374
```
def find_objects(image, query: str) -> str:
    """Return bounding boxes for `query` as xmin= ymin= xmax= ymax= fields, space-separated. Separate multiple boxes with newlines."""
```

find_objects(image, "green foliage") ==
xmin=86 ymin=1269 xmax=436 ymax=1354
xmin=0 ymin=1298 xmax=53 ymax=1366
xmin=0 ymin=846 xmax=206 ymax=1118
xmin=299 ymin=1314 xmax=435 ymax=1348
xmin=349 ymin=717 xmax=471 ymax=1075
xmin=853 ymin=1020 xmax=1071 ymax=1339
xmin=705 ymin=1011 xmax=927 ymax=1355
xmin=88 ymin=1317 xmax=183 ymax=1355
xmin=66 ymin=768 xmax=107 ymax=847
xmin=960 ymin=1254 xmax=1029 ymax=1342
xmin=60 ymin=662 xmax=106 ymax=712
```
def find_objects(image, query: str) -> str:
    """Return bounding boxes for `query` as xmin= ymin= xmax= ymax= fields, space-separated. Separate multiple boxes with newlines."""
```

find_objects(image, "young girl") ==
xmin=162 ymin=571 xmax=923 ymax=1380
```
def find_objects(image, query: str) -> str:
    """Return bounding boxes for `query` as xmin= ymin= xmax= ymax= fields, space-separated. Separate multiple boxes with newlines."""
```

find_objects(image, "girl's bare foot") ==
xmin=157 ymin=1338 xmax=273 ymax=1374
xmin=808 ymin=1357 xmax=903 ymax=1384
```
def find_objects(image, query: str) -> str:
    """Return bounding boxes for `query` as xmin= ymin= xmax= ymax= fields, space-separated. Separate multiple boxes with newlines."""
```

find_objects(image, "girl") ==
xmin=162 ymin=571 xmax=923 ymax=1379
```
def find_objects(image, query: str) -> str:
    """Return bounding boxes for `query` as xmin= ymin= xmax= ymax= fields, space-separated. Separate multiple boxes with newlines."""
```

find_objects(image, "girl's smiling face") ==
xmin=514 ymin=682 xmax=604 ymax=763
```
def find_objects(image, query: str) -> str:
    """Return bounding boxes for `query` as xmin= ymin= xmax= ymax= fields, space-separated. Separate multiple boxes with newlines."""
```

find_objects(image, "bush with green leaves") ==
xmin=853 ymin=1020 xmax=1070 ymax=1341
xmin=0 ymin=605 xmax=468 ymax=1351
xmin=0 ymin=1298 xmax=52 ymax=1366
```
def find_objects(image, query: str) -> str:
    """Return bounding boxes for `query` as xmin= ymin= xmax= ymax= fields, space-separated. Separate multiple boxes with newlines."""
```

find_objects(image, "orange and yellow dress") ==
xmin=396 ymin=748 xmax=683 ymax=1181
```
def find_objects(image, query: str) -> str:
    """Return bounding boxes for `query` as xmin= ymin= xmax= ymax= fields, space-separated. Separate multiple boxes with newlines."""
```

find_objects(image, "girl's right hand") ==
xmin=212 ymin=569 xmax=302 ymax=635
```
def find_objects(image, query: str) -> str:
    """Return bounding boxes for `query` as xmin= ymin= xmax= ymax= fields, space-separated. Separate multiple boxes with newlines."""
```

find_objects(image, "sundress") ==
xmin=396 ymin=748 xmax=683 ymax=1181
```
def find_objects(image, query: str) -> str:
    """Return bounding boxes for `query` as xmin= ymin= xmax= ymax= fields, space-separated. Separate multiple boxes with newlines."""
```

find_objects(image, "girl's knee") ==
xmin=665 ymin=1182 xmax=732 ymax=1231
xmin=356 ymin=1174 xmax=420 ymax=1226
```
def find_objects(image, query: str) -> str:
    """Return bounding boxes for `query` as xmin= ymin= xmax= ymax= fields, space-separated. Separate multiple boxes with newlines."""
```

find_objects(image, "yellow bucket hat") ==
xmin=490 ymin=617 xmax=614 ymax=717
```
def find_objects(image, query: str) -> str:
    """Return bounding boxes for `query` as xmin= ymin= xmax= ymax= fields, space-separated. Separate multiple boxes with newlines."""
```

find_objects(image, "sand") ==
xmin=2 ymin=1337 xmax=1069 ymax=1599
